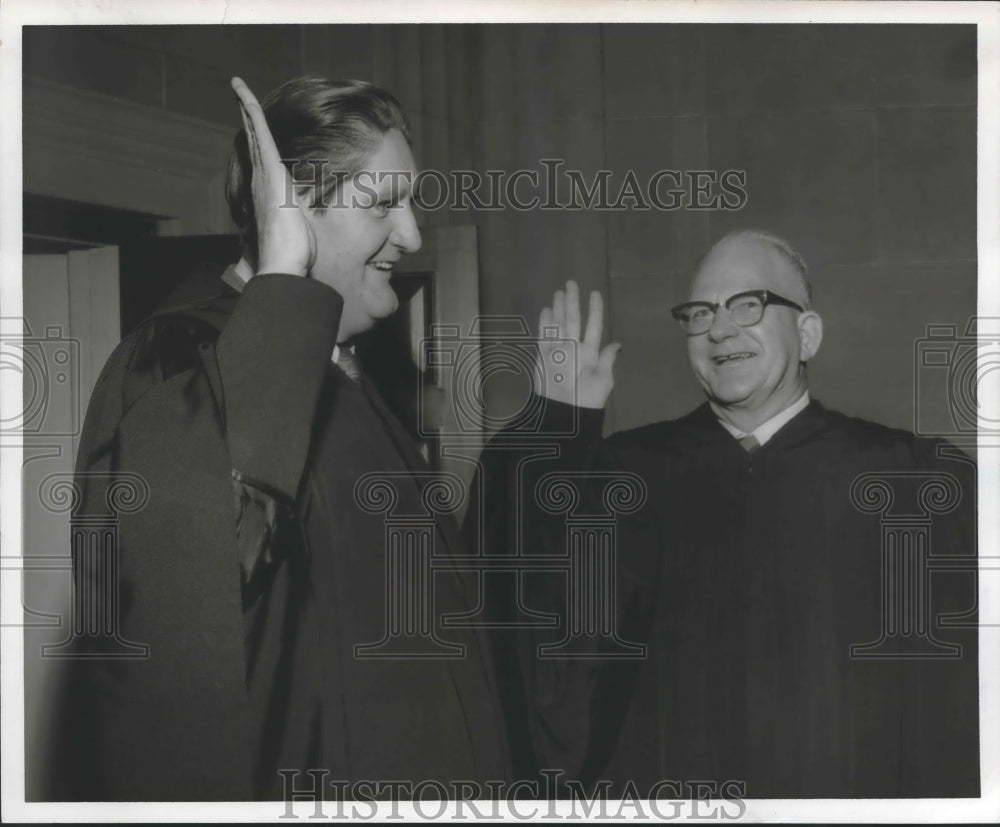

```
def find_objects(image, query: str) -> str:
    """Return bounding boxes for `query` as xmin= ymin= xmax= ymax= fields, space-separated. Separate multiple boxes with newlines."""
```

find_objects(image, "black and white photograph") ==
xmin=1 ymin=0 xmax=998 ymax=821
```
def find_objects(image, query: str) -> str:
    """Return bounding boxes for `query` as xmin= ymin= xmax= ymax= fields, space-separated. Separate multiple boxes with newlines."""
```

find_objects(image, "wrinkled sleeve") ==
xmin=62 ymin=274 xmax=343 ymax=800
xmin=466 ymin=395 xmax=657 ymax=790
xmin=213 ymin=275 xmax=342 ymax=582
xmin=900 ymin=443 xmax=980 ymax=796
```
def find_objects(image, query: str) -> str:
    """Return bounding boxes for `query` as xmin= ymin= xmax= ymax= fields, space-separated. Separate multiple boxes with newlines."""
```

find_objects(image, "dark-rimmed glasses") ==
xmin=670 ymin=289 xmax=805 ymax=336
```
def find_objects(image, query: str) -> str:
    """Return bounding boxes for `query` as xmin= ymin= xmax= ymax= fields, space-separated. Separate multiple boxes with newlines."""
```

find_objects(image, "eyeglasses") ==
xmin=670 ymin=289 xmax=805 ymax=336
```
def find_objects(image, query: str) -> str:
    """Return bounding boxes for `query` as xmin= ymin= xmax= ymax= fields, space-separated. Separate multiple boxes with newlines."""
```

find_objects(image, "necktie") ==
xmin=738 ymin=434 xmax=760 ymax=454
xmin=337 ymin=348 xmax=362 ymax=382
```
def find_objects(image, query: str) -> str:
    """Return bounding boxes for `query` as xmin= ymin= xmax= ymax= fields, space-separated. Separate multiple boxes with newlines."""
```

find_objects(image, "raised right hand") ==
xmin=231 ymin=77 xmax=317 ymax=277
xmin=533 ymin=280 xmax=621 ymax=410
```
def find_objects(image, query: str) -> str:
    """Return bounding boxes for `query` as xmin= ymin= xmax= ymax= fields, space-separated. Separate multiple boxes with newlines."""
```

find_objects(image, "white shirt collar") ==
xmin=717 ymin=391 xmax=810 ymax=446
xmin=233 ymin=257 xmax=255 ymax=286
xmin=224 ymin=257 xmax=343 ymax=364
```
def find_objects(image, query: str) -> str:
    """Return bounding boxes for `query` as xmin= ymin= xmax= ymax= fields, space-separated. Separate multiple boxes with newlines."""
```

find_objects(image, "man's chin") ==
xmin=706 ymin=380 xmax=758 ymax=407
xmin=370 ymin=294 xmax=399 ymax=319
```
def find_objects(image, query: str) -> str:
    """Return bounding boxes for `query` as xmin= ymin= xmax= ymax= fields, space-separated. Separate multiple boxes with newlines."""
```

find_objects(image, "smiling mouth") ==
xmin=712 ymin=352 xmax=756 ymax=365
xmin=369 ymin=261 xmax=395 ymax=272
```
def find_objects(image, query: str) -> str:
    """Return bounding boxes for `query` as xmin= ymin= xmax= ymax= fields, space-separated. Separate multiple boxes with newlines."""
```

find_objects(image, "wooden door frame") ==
xmin=23 ymin=75 xmax=235 ymax=235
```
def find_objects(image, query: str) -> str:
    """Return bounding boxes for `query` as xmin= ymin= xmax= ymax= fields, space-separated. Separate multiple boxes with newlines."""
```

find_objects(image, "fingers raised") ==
xmin=552 ymin=289 xmax=567 ymax=336
xmin=231 ymin=77 xmax=284 ymax=188
xmin=232 ymin=77 xmax=316 ymax=275
xmin=543 ymin=282 xmax=607 ymax=347
xmin=235 ymin=99 xmax=259 ymax=170
xmin=565 ymin=280 xmax=581 ymax=342
xmin=583 ymin=290 xmax=604 ymax=352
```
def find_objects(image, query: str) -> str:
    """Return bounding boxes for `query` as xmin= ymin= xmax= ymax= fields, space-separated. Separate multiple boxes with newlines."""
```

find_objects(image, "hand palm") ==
xmin=231 ymin=77 xmax=317 ymax=276
xmin=534 ymin=280 xmax=620 ymax=410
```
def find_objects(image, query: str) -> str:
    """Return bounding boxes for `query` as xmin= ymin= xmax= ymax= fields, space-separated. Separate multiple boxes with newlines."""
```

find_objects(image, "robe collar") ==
xmin=673 ymin=397 xmax=834 ymax=453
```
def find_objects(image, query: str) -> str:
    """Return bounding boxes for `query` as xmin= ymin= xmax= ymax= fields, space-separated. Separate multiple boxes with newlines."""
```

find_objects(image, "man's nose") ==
xmin=707 ymin=306 xmax=739 ymax=341
xmin=390 ymin=204 xmax=422 ymax=253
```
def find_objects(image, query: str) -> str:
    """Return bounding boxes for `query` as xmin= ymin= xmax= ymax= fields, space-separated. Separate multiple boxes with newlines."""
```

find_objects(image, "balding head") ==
xmin=691 ymin=230 xmax=812 ymax=308
xmin=683 ymin=230 xmax=823 ymax=432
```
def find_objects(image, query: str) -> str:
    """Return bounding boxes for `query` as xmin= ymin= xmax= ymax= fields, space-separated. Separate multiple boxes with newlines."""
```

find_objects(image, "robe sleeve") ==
xmin=468 ymin=395 xmax=657 ymax=789
xmin=899 ymin=442 xmax=980 ymax=797
xmin=64 ymin=274 xmax=342 ymax=800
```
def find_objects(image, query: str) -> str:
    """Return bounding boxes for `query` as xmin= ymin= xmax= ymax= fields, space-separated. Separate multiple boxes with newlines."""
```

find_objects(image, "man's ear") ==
xmin=798 ymin=311 xmax=823 ymax=361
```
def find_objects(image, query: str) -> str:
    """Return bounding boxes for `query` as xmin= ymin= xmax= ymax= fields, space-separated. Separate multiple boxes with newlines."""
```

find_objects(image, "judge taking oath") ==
xmin=475 ymin=229 xmax=979 ymax=798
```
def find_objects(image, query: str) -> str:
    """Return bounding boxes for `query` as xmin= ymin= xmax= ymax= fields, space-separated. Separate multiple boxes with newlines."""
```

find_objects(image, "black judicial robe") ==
xmin=472 ymin=396 xmax=979 ymax=798
xmin=62 ymin=267 xmax=508 ymax=800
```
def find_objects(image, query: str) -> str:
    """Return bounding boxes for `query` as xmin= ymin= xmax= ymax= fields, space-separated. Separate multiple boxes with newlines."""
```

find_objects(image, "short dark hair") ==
xmin=225 ymin=76 xmax=410 ymax=267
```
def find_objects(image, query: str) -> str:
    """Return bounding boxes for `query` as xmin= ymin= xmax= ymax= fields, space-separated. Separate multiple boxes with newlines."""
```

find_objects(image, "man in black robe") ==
xmin=57 ymin=75 xmax=509 ymax=800
xmin=473 ymin=230 xmax=979 ymax=798
xmin=59 ymin=261 xmax=508 ymax=801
